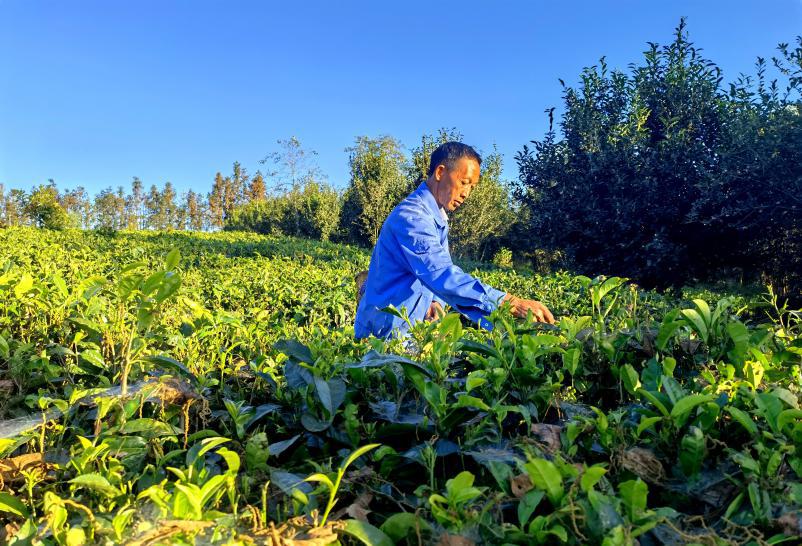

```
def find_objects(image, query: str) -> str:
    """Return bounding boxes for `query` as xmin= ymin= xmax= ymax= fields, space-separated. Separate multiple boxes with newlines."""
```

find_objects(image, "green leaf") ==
xmin=777 ymin=409 xmax=802 ymax=433
xmin=671 ymin=394 xmax=715 ymax=424
xmin=445 ymin=471 xmax=482 ymax=504
xmin=141 ymin=271 xmax=166 ymax=296
xmin=121 ymin=418 xmax=177 ymax=437
xmin=0 ymin=492 xmax=29 ymax=518
xmin=342 ymin=444 xmax=380 ymax=472
xmin=621 ymin=364 xmax=641 ymax=395
xmin=465 ymin=371 xmax=487 ymax=392
xmin=0 ymin=439 xmax=17 ymax=456
xmin=661 ymin=357 xmax=676 ymax=377
xmin=0 ymin=334 xmax=9 ymax=359
xmin=144 ymin=355 xmax=196 ymax=383
xmin=562 ymin=346 xmax=581 ymax=376
xmin=300 ymin=413 xmax=333 ymax=432
xmin=186 ymin=437 xmax=229 ymax=467
xmin=725 ymin=406 xmax=758 ymax=436
xmin=304 ymin=472 xmax=334 ymax=489
xmin=274 ymin=339 xmax=314 ymax=364
xmin=454 ymin=395 xmax=490 ymax=411
xmin=80 ymin=349 xmax=105 ymax=369
xmin=165 ymin=248 xmax=181 ymax=270
xmin=681 ymin=308 xmax=708 ymax=344
xmin=155 ymin=271 xmax=181 ymax=303
xmin=518 ymin=489 xmax=545 ymax=526
xmin=692 ymin=299 xmax=712 ymax=328
xmin=580 ymin=465 xmax=607 ymax=493
xmin=438 ymin=313 xmax=463 ymax=343
xmin=380 ymin=513 xmax=430 ymax=542
xmin=314 ymin=375 xmax=333 ymax=414
xmin=619 ymin=479 xmax=648 ymax=520
xmin=656 ymin=320 xmax=683 ymax=351
xmin=346 ymin=350 xmax=433 ymax=377
xmin=69 ymin=472 xmax=120 ymax=497
xmin=14 ymin=273 xmax=33 ymax=298
xmin=679 ymin=426 xmax=705 ymax=477
xmin=341 ymin=519 xmax=394 ymax=546
xmin=637 ymin=416 xmax=662 ymax=437
xmin=51 ymin=274 xmax=69 ymax=297
xmin=727 ymin=321 xmax=750 ymax=360
xmin=636 ymin=388 xmax=669 ymax=417
xmin=523 ymin=458 xmax=564 ymax=506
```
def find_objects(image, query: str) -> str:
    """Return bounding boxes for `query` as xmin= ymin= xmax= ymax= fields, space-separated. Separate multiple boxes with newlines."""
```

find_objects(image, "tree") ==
xmin=260 ymin=137 xmax=325 ymax=236
xmin=93 ymin=187 xmax=126 ymax=230
xmin=514 ymin=20 xmax=802 ymax=298
xmin=116 ymin=187 xmax=129 ymax=228
xmin=286 ymin=181 xmax=342 ymax=241
xmin=260 ymin=137 xmax=322 ymax=192
xmin=145 ymin=184 xmax=164 ymax=230
xmin=408 ymin=127 xmax=463 ymax=184
xmin=61 ymin=186 xmax=93 ymax=228
xmin=449 ymin=149 xmax=515 ymax=260
xmin=126 ymin=177 xmax=146 ymax=230
xmin=0 ymin=184 xmax=8 ymax=227
xmin=208 ymin=172 xmax=226 ymax=229
xmin=223 ymin=162 xmax=247 ymax=219
xmin=340 ymin=135 xmax=410 ymax=246
xmin=184 ymin=190 xmax=205 ymax=231
xmin=161 ymin=182 xmax=178 ymax=229
xmin=24 ymin=184 xmax=71 ymax=229
xmin=246 ymin=171 xmax=267 ymax=203
xmin=3 ymin=189 xmax=27 ymax=227
xmin=409 ymin=129 xmax=515 ymax=260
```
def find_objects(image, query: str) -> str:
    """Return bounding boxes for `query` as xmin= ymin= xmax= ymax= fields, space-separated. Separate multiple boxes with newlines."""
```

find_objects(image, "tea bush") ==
xmin=0 ymin=227 xmax=799 ymax=545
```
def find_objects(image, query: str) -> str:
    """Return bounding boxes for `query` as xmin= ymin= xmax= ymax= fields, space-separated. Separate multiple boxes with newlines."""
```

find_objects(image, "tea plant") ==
xmin=0 ymin=227 xmax=798 ymax=545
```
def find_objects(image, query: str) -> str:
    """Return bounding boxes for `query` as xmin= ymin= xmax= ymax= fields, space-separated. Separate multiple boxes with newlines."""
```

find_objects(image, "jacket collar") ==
xmin=416 ymin=182 xmax=448 ymax=228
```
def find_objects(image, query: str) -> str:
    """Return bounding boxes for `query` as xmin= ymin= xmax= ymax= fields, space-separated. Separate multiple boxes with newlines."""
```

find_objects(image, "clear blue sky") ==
xmin=1 ymin=0 xmax=801 ymax=196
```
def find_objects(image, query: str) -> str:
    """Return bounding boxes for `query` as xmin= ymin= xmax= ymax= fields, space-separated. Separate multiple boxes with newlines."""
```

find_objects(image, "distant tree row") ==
xmin=0 ymin=162 xmax=269 ymax=233
xmin=226 ymin=130 xmax=516 ymax=261
xmin=0 ymin=131 xmax=517 ymax=262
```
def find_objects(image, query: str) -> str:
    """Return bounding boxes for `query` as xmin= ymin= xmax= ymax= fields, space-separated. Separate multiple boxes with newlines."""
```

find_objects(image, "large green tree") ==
xmin=409 ymin=129 xmax=515 ymax=260
xmin=93 ymin=187 xmax=126 ymax=230
xmin=25 ymin=184 xmax=71 ymax=230
xmin=515 ymin=20 xmax=802 ymax=297
xmin=340 ymin=135 xmax=410 ymax=246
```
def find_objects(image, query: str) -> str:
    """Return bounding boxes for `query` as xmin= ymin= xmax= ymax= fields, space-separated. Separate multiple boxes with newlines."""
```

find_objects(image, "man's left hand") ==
xmin=426 ymin=301 xmax=445 ymax=321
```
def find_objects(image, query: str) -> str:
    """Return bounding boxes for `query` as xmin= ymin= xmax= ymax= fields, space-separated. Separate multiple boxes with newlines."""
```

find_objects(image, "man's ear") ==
xmin=434 ymin=164 xmax=446 ymax=181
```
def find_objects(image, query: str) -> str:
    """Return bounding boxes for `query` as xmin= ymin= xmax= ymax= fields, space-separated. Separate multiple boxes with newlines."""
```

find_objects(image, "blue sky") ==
xmin=1 ymin=0 xmax=801 ymax=196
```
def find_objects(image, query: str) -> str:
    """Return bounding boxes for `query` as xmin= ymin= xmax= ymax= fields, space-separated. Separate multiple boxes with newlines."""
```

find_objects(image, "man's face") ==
xmin=431 ymin=157 xmax=481 ymax=212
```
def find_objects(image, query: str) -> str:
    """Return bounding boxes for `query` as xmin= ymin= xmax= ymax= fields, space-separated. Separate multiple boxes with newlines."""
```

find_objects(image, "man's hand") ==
xmin=426 ymin=301 xmax=445 ymax=321
xmin=503 ymin=294 xmax=556 ymax=324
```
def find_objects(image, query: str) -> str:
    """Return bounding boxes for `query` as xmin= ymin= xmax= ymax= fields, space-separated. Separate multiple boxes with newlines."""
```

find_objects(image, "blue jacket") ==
xmin=354 ymin=182 xmax=507 ymax=339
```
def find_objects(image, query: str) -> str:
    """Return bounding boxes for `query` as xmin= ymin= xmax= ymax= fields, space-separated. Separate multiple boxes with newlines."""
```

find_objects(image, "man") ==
xmin=354 ymin=142 xmax=555 ymax=340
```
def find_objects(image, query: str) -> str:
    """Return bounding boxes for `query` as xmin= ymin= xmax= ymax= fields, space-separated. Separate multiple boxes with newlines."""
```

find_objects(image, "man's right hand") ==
xmin=502 ymin=294 xmax=556 ymax=324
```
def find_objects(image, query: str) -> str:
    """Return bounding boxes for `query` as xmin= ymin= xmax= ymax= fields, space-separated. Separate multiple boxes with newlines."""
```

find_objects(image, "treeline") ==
xmin=0 ymin=177 xmax=215 ymax=232
xmin=2 ymin=22 xmax=800 ymax=297
xmin=0 ymin=131 xmax=517 ymax=262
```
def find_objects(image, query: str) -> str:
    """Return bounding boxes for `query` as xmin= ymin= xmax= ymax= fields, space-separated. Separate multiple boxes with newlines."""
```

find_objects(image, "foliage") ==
xmin=516 ymin=20 xmax=802 ymax=300
xmin=0 ymin=227 xmax=798 ymax=545
xmin=23 ymin=184 xmax=71 ymax=230
xmin=226 ymin=180 xmax=342 ymax=242
xmin=340 ymin=135 xmax=411 ymax=246
xmin=409 ymin=128 xmax=517 ymax=260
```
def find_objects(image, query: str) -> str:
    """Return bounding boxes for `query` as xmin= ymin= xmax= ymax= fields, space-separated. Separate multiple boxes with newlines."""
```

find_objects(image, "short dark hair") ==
xmin=427 ymin=141 xmax=482 ymax=177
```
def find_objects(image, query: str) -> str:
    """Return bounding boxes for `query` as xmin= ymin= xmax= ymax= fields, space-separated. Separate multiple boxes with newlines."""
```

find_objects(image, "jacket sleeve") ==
xmin=390 ymin=211 xmax=506 ymax=323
